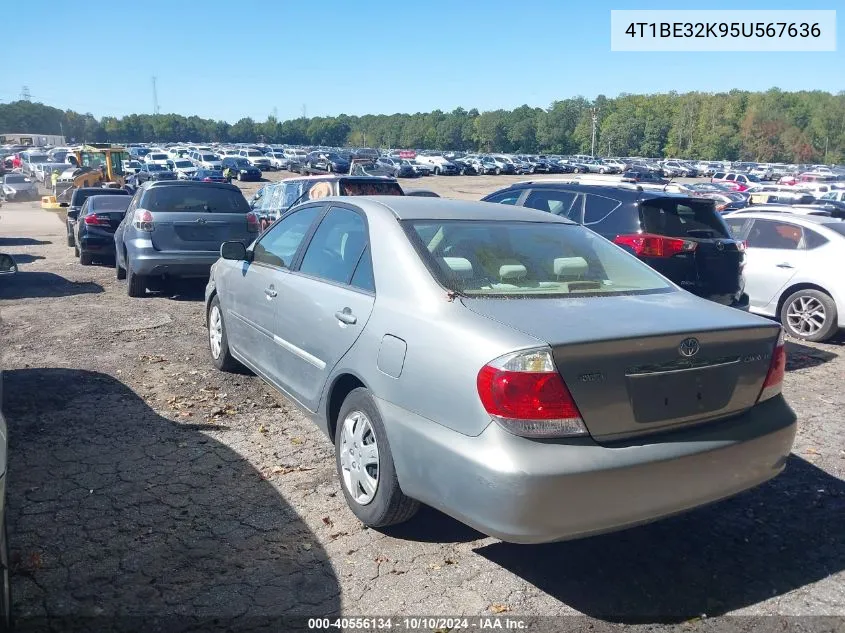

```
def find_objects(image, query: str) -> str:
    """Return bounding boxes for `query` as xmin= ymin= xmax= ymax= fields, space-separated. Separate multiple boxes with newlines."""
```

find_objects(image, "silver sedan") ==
xmin=205 ymin=197 xmax=797 ymax=544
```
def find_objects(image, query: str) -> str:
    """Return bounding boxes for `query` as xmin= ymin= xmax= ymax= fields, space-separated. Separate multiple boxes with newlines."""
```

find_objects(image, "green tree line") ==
xmin=2 ymin=88 xmax=843 ymax=162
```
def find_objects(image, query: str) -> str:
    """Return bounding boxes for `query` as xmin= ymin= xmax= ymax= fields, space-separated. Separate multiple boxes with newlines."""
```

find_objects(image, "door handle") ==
xmin=264 ymin=286 xmax=277 ymax=298
xmin=776 ymin=263 xmax=794 ymax=269
xmin=335 ymin=310 xmax=357 ymax=325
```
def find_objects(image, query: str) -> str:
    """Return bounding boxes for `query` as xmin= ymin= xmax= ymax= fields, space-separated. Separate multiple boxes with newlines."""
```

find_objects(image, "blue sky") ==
xmin=1 ymin=0 xmax=841 ymax=122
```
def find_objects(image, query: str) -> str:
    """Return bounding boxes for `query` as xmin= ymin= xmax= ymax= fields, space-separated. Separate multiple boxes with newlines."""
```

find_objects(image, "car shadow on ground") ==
xmin=4 ymin=368 xmax=340 ymax=631
xmin=785 ymin=339 xmax=839 ymax=370
xmin=382 ymin=505 xmax=485 ymax=544
xmin=475 ymin=455 xmax=843 ymax=623
xmin=6 ymin=254 xmax=44 ymax=265
xmin=0 ymin=273 xmax=103 ymax=300
xmin=0 ymin=238 xmax=51 ymax=247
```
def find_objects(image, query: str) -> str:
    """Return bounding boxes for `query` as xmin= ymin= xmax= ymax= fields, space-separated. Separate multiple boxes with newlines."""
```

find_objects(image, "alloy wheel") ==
xmin=209 ymin=305 xmax=223 ymax=359
xmin=786 ymin=295 xmax=826 ymax=336
xmin=339 ymin=411 xmax=380 ymax=505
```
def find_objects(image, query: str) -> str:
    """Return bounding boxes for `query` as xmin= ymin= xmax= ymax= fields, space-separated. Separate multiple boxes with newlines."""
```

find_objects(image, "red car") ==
xmin=710 ymin=171 xmax=759 ymax=192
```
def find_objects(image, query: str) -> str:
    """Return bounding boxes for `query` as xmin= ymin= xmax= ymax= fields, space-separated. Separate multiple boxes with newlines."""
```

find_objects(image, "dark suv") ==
xmin=482 ymin=182 xmax=749 ymax=309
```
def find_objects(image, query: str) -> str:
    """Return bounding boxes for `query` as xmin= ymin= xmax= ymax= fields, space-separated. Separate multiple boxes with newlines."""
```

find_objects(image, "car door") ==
xmin=270 ymin=204 xmax=376 ymax=412
xmin=223 ymin=204 xmax=324 ymax=373
xmin=740 ymin=218 xmax=808 ymax=312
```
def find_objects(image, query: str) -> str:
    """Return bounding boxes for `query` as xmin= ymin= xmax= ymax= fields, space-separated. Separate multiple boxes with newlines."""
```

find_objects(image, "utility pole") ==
xmin=20 ymin=85 xmax=31 ymax=101
xmin=302 ymin=104 xmax=307 ymax=119
xmin=151 ymin=76 xmax=159 ymax=115
xmin=590 ymin=108 xmax=599 ymax=157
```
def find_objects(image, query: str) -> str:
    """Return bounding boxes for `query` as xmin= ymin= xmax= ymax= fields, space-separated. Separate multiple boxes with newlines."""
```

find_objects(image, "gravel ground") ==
xmin=0 ymin=175 xmax=843 ymax=632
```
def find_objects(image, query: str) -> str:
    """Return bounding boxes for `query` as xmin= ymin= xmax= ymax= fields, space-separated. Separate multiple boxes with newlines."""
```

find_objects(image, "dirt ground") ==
xmin=0 ymin=173 xmax=843 ymax=631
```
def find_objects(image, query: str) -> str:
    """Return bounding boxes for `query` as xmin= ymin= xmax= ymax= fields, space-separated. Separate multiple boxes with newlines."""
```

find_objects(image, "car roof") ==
xmin=338 ymin=196 xmax=575 ymax=223
xmin=144 ymin=180 xmax=240 ymax=191
xmin=724 ymin=211 xmax=845 ymax=226
xmin=75 ymin=187 xmax=128 ymax=194
xmin=494 ymin=181 xmax=688 ymax=200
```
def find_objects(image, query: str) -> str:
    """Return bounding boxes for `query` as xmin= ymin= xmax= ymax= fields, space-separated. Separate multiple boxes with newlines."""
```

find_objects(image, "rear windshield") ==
xmin=403 ymin=220 xmax=671 ymax=298
xmin=72 ymin=189 xmax=128 ymax=205
xmin=143 ymin=186 xmax=249 ymax=213
xmin=640 ymin=198 xmax=730 ymax=239
xmin=338 ymin=180 xmax=404 ymax=196
xmin=4 ymin=175 xmax=26 ymax=183
xmin=89 ymin=196 xmax=131 ymax=211
xmin=149 ymin=154 xmax=168 ymax=160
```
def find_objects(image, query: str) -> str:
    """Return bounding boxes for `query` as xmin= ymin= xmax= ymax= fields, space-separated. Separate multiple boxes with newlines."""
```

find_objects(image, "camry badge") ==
xmin=678 ymin=337 xmax=700 ymax=357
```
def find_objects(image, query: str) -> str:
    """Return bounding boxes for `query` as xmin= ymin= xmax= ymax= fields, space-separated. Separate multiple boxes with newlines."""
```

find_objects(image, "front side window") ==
xmin=253 ymin=205 xmax=322 ymax=267
xmin=299 ymin=207 xmax=368 ymax=285
xmin=403 ymin=220 xmax=671 ymax=297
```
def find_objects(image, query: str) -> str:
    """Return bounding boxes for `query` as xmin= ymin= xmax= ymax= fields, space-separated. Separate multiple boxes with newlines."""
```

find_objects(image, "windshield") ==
xmin=144 ymin=186 xmax=249 ymax=213
xmin=246 ymin=150 xmax=262 ymax=157
xmin=146 ymin=164 xmax=166 ymax=171
xmin=89 ymin=195 xmax=131 ymax=211
xmin=403 ymin=220 xmax=671 ymax=297
xmin=174 ymin=161 xmax=193 ymax=168
xmin=27 ymin=155 xmax=49 ymax=163
xmin=150 ymin=154 xmax=167 ymax=160
xmin=200 ymin=154 xmax=217 ymax=161
xmin=640 ymin=198 xmax=730 ymax=238
xmin=326 ymin=153 xmax=343 ymax=161
xmin=4 ymin=175 xmax=27 ymax=183
xmin=825 ymin=223 xmax=845 ymax=237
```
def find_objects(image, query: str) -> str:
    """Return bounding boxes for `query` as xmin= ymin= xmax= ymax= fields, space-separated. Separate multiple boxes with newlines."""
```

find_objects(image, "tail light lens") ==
xmin=133 ymin=209 xmax=154 ymax=232
xmin=613 ymin=233 xmax=698 ymax=258
xmin=84 ymin=214 xmax=111 ymax=226
xmin=246 ymin=212 xmax=260 ymax=233
xmin=477 ymin=349 xmax=587 ymax=438
xmin=758 ymin=329 xmax=786 ymax=402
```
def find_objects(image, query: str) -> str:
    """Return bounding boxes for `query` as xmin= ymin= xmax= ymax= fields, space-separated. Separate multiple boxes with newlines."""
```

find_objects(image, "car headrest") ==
xmin=499 ymin=264 xmax=527 ymax=281
xmin=554 ymin=257 xmax=588 ymax=277
xmin=441 ymin=257 xmax=473 ymax=279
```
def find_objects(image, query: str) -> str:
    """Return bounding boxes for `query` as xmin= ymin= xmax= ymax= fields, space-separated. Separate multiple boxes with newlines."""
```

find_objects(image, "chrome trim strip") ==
xmin=626 ymin=358 xmax=741 ymax=378
xmin=273 ymin=335 xmax=326 ymax=370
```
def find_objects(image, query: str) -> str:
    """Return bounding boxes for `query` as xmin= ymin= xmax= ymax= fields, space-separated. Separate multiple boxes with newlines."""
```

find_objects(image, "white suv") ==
xmin=238 ymin=149 xmax=271 ymax=170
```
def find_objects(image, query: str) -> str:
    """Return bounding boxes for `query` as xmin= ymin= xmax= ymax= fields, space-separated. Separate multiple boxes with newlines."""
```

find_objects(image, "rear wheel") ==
xmin=66 ymin=231 xmax=75 ymax=247
xmin=79 ymin=250 xmax=92 ymax=266
xmin=335 ymin=388 xmax=419 ymax=528
xmin=126 ymin=257 xmax=147 ymax=297
xmin=780 ymin=289 xmax=838 ymax=342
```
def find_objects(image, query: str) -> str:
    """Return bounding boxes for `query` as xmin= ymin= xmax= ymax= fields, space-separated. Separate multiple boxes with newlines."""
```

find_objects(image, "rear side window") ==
xmin=299 ymin=208 xmax=368 ymax=284
xmin=583 ymin=193 xmax=622 ymax=224
xmin=803 ymin=228 xmax=829 ymax=249
xmin=143 ymin=186 xmax=249 ymax=213
xmin=640 ymin=199 xmax=729 ymax=239
xmin=523 ymin=190 xmax=581 ymax=220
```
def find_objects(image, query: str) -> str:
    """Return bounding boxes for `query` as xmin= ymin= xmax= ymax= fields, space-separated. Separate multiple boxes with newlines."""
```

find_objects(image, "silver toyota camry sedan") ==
xmin=205 ymin=196 xmax=797 ymax=544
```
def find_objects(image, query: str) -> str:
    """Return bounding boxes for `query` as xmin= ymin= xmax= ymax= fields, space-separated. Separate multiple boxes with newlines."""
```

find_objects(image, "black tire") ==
xmin=327 ymin=164 xmax=333 ymax=173
xmin=780 ymin=289 xmax=838 ymax=342
xmin=115 ymin=252 xmax=126 ymax=280
xmin=79 ymin=250 xmax=92 ymax=266
xmin=0 ymin=515 xmax=11 ymax=633
xmin=334 ymin=388 xmax=419 ymax=528
xmin=237 ymin=172 xmax=242 ymax=181
xmin=433 ymin=167 xmax=440 ymax=176
xmin=73 ymin=244 xmax=79 ymax=257
xmin=126 ymin=257 xmax=147 ymax=297
xmin=207 ymin=296 xmax=241 ymax=372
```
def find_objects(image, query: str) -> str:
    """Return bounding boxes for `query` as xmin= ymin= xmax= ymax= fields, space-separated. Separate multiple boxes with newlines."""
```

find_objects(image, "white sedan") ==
xmin=723 ymin=211 xmax=845 ymax=341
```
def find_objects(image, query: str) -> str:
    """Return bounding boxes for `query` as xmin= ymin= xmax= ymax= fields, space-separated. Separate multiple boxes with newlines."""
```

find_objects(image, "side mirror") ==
xmin=0 ymin=253 xmax=18 ymax=275
xmin=221 ymin=241 xmax=248 ymax=261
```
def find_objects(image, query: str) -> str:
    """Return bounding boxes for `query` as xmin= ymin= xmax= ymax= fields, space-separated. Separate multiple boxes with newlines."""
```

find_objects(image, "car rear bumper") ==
xmin=79 ymin=235 xmax=116 ymax=253
xmin=127 ymin=242 xmax=219 ymax=277
xmin=379 ymin=394 xmax=796 ymax=544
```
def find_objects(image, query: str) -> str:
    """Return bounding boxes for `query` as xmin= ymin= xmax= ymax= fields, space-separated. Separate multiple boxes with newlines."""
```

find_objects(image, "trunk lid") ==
xmin=461 ymin=292 xmax=780 ymax=442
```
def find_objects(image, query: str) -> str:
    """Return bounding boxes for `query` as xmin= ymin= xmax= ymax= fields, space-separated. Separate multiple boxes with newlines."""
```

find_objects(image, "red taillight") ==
xmin=613 ymin=233 xmax=698 ymax=258
xmin=758 ymin=329 xmax=786 ymax=402
xmin=133 ymin=209 xmax=154 ymax=232
xmin=246 ymin=211 xmax=260 ymax=233
xmin=476 ymin=349 xmax=586 ymax=438
xmin=84 ymin=214 xmax=110 ymax=226
xmin=202 ymin=177 xmax=212 ymax=182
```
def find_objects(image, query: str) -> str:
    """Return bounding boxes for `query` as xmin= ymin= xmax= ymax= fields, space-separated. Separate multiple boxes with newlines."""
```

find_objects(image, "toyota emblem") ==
xmin=678 ymin=337 xmax=700 ymax=357
xmin=716 ymin=241 xmax=725 ymax=251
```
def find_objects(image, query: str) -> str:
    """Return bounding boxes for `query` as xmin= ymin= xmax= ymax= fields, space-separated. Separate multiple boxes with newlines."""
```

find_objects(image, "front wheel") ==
xmin=208 ymin=296 xmax=241 ymax=371
xmin=335 ymin=388 xmax=419 ymax=528
xmin=780 ymin=289 xmax=838 ymax=342
xmin=433 ymin=167 xmax=440 ymax=176
xmin=494 ymin=168 xmax=501 ymax=175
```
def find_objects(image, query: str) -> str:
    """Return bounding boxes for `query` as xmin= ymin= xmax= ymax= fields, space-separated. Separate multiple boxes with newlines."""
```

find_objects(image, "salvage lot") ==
xmin=1 ymin=174 xmax=844 ymax=629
